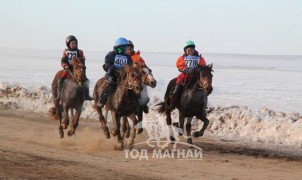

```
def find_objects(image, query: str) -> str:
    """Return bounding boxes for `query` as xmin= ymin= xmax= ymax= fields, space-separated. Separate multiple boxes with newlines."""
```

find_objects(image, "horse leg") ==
xmin=68 ymin=107 xmax=82 ymax=136
xmin=165 ymin=108 xmax=175 ymax=142
xmin=61 ymin=107 xmax=69 ymax=129
xmin=127 ymin=113 xmax=138 ymax=147
xmin=121 ymin=116 xmax=127 ymax=138
xmin=113 ymin=114 xmax=123 ymax=150
xmin=110 ymin=111 xmax=117 ymax=137
xmin=193 ymin=114 xmax=209 ymax=137
xmin=178 ymin=112 xmax=185 ymax=136
xmin=55 ymin=101 xmax=64 ymax=138
xmin=96 ymin=107 xmax=110 ymax=139
xmin=186 ymin=118 xmax=193 ymax=145
xmin=125 ymin=118 xmax=131 ymax=138
xmin=136 ymin=106 xmax=143 ymax=134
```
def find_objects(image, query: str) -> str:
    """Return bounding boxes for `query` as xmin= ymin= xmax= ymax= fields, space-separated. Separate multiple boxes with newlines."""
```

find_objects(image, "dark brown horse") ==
xmin=50 ymin=58 xmax=86 ymax=138
xmin=115 ymin=62 xmax=157 ymax=138
xmin=93 ymin=65 xmax=143 ymax=150
xmin=157 ymin=64 xmax=213 ymax=145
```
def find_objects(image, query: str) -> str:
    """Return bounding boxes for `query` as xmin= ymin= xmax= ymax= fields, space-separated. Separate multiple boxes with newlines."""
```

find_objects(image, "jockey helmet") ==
xmin=115 ymin=37 xmax=129 ymax=47
xmin=184 ymin=41 xmax=195 ymax=51
xmin=128 ymin=40 xmax=134 ymax=49
xmin=66 ymin=35 xmax=78 ymax=48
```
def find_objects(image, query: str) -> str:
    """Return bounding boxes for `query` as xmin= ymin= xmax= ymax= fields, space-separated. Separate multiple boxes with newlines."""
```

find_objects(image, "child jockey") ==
xmin=96 ymin=37 xmax=133 ymax=108
xmin=58 ymin=35 xmax=93 ymax=101
xmin=168 ymin=41 xmax=206 ymax=110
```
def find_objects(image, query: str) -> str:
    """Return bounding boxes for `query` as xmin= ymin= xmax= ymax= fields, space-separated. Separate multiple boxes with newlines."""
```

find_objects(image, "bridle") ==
xmin=69 ymin=63 xmax=85 ymax=85
xmin=142 ymin=67 xmax=153 ymax=84
xmin=124 ymin=70 xmax=140 ymax=90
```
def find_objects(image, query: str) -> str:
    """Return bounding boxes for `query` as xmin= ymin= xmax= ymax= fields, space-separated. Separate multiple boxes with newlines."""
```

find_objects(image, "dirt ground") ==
xmin=0 ymin=109 xmax=301 ymax=180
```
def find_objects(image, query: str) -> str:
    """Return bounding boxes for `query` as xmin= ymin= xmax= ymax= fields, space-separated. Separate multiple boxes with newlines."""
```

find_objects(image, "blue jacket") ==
xmin=103 ymin=50 xmax=133 ymax=72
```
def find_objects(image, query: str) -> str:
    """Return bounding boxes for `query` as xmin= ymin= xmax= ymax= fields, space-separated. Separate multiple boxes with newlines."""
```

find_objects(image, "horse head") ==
xmin=198 ymin=64 xmax=213 ymax=95
xmin=135 ymin=62 xmax=157 ymax=88
xmin=71 ymin=58 xmax=86 ymax=86
xmin=118 ymin=64 xmax=143 ymax=95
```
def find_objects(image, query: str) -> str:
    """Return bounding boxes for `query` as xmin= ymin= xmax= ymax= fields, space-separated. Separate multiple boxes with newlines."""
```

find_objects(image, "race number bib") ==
xmin=114 ymin=55 xmax=128 ymax=68
xmin=65 ymin=50 xmax=78 ymax=64
xmin=184 ymin=56 xmax=199 ymax=68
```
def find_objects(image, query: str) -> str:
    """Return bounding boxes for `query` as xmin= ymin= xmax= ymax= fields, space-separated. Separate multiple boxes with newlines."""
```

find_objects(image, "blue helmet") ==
xmin=115 ymin=37 xmax=129 ymax=47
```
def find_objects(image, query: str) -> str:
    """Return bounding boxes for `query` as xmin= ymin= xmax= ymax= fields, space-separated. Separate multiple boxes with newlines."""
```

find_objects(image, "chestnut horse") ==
xmin=157 ymin=64 xmax=213 ymax=145
xmin=93 ymin=65 xmax=143 ymax=150
xmin=50 ymin=58 xmax=86 ymax=138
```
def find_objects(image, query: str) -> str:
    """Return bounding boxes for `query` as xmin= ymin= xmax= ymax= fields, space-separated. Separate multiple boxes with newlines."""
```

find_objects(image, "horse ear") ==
xmin=208 ymin=63 xmax=213 ymax=70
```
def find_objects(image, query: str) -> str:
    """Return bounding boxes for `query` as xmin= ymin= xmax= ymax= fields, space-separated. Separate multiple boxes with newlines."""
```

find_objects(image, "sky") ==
xmin=0 ymin=0 xmax=301 ymax=55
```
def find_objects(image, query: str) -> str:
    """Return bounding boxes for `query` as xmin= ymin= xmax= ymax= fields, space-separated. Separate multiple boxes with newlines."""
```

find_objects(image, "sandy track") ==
xmin=0 ymin=110 xmax=301 ymax=180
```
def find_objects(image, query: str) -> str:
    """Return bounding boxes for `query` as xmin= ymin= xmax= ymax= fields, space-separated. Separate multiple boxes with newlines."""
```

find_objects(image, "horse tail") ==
xmin=155 ymin=101 xmax=165 ymax=114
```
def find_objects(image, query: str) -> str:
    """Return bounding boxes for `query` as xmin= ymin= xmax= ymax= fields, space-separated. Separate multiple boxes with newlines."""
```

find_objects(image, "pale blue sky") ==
xmin=0 ymin=0 xmax=301 ymax=55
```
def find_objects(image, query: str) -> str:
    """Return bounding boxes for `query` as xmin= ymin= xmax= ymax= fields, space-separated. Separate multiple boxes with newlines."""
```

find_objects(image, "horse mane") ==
xmin=116 ymin=65 xmax=141 ymax=82
xmin=72 ymin=58 xmax=84 ymax=67
xmin=183 ymin=64 xmax=213 ymax=89
xmin=184 ymin=68 xmax=200 ymax=89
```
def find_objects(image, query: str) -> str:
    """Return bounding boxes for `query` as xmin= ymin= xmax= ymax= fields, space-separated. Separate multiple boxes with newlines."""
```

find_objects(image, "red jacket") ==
xmin=61 ymin=49 xmax=85 ymax=68
xmin=176 ymin=51 xmax=206 ymax=71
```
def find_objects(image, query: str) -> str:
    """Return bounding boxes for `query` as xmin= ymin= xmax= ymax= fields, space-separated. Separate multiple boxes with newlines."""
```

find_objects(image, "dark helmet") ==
xmin=66 ymin=35 xmax=78 ymax=48
xmin=128 ymin=40 xmax=134 ymax=49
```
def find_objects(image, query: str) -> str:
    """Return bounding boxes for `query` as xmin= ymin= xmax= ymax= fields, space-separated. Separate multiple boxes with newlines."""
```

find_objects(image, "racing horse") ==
xmin=50 ymin=58 xmax=86 ymax=138
xmin=157 ymin=64 xmax=213 ymax=145
xmin=93 ymin=65 xmax=143 ymax=150
xmin=116 ymin=62 xmax=157 ymax=138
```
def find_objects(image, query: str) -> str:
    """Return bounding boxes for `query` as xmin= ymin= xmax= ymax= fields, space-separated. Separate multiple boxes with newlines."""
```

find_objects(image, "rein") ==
xmin=124 ymin=72 xmax=138 ymax=90
xmin=68 ymin=64 xmax=84 ymax=85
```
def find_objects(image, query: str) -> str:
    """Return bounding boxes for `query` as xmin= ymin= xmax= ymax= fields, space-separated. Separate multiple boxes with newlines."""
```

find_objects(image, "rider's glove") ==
xmin=64 ymin=65 xmax=70 ymax=70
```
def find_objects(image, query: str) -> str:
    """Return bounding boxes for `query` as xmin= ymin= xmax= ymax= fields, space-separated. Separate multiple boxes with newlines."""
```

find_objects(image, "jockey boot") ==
xmin=96 ymin=83 xmax=115 ymax=108
xmin=84 ymin=79 xmax=93 ymax=101
xmin=168 ymin=84 xmax=183 ymax=110
xmin=56 ymin=77 xmax=65 ymax=101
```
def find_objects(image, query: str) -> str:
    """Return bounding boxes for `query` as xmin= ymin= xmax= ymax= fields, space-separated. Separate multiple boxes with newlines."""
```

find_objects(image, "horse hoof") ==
xmin=111 ymin=129 xmax=117 ymax=137
xmin=187 ymin=138 xmax=193 ymax=145
xmin=67 ymin=129 xmax=75 ymax=136
xmin=114 ymin=143 xmax=124 ymax=151
xmin=59 ymin=131 xmax=64 ymax=138
xmin=137 ymin=128 xmax=143 ymax=134
xmin=105 ymin=131 xmax=110 ymax=139
xmin=125 ymin=131 xmax=131 ymax=138
xmin=170 ymin=136 xmax=175 ymax=142
xmin=127 ymin=139 xmax=134 ymax=147
xmin=193 ymin=131 xmax=204 ymax=137
xmin=173 ymin=122 xmax=179 ymax=127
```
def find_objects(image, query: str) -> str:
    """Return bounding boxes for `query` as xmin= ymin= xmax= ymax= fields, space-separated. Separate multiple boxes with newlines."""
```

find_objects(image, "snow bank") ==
xmin=1 ymin=82 xmax=301 ymax=148
xmin=206 ymin=105 xmax=302 ymax=147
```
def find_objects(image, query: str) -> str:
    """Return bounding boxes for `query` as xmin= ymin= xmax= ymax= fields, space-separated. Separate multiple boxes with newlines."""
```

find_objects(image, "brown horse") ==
xmin=157 ymin=64 xmax=213 ymax=145
xmin=112 ymin=62 xmax=157 ymax=138
xmin=50 ymin=58 xmax=86 ymax=138
xmin=93 ymin=65 xmax=143 ymax=150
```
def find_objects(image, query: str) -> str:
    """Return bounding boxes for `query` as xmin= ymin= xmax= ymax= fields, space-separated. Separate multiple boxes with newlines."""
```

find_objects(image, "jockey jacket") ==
xmin=131 ymin=50 xmax=145 ymax=65
xmin=176 ymin=50 xmax=206 ymax=72
xmin=103 ymin=50 xmax=133 ymax=72
xmin=61 ymin=48 xmax=85 ymax=69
